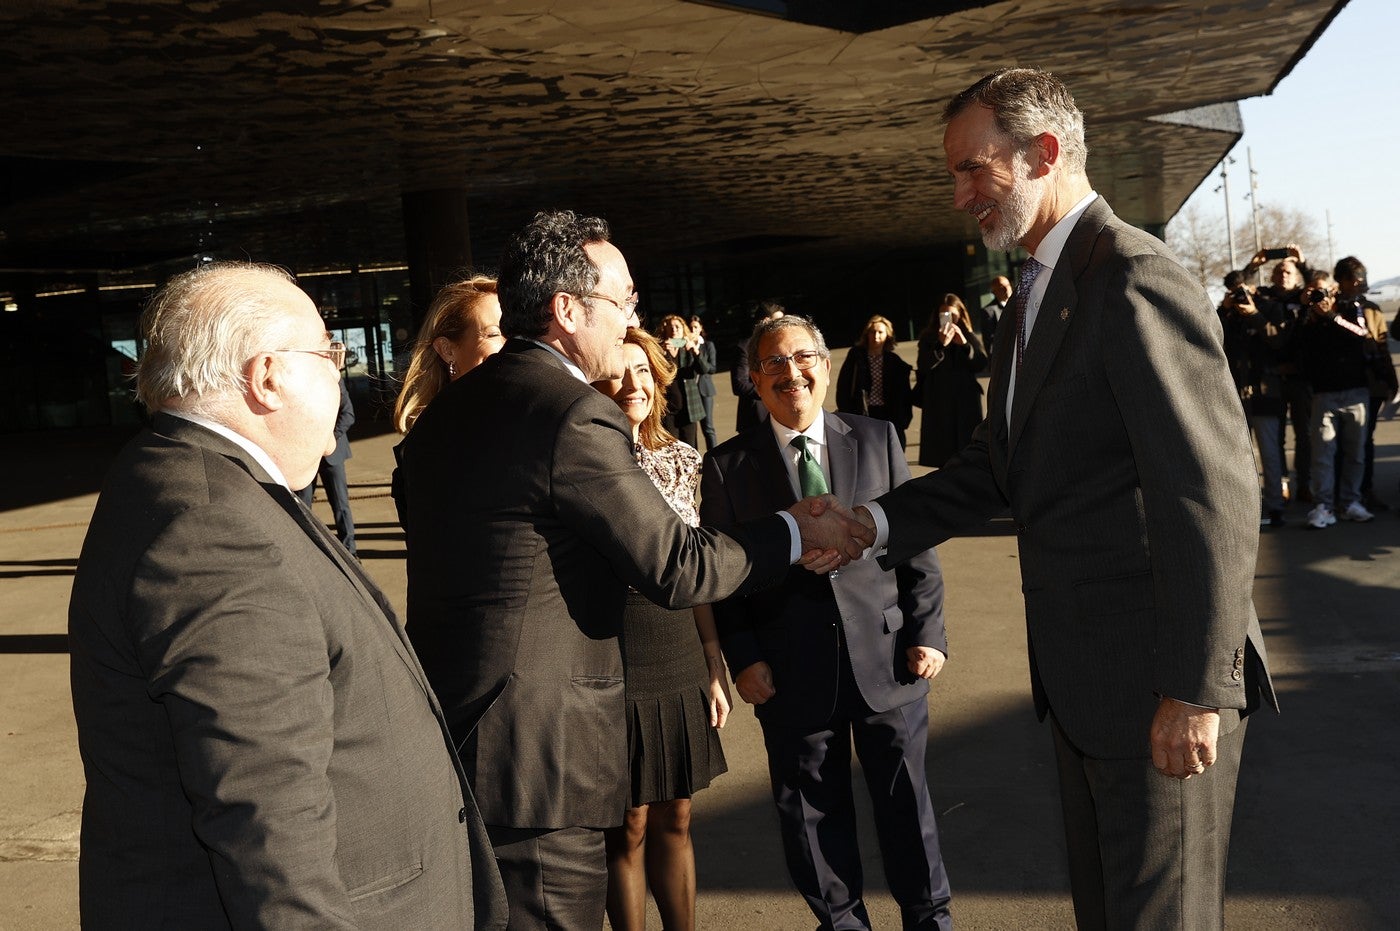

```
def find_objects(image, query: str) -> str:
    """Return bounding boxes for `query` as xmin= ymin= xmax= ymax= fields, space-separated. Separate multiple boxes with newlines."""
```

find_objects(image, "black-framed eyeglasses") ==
xmin=757 ymin=349 xmax=823 ymax=376
xmin=584 ymin=291 xmax=640 ymax=321
xmin=274 ymin=340 xmax=347 ymax=368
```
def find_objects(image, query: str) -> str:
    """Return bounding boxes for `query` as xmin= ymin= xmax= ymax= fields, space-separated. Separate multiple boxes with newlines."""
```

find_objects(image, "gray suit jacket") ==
xmin=400 ymin=340 xmax=791 ymax=830
xmin=878 ymin=196 xmax=1276 ymax=758
xmin=69 ymin=413 xmax=506 ymax=929
xmin=701 ymin=411 xmax=946 ymax=727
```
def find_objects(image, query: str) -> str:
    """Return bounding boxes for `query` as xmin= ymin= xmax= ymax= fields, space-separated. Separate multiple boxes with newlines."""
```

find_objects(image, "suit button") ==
xmin=1230 ymin=669 xmax=1243 ymax=681
xmin=1015 ymin=522 xmax=1027 ymax=534
xmin=458 ymin=807 xmax=467 ymax=823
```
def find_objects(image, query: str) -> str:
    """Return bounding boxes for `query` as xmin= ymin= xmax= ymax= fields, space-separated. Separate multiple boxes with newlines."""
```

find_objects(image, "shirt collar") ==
xmin=529 ymin=339 xmax=588 ymax=383
xmin=1031 ymin=190 xmax=1098 ymax=271
xmin=768 ymin=409 xmax=827 ymax=452
xmin=165 ymin=409 xmax=292 ymax=488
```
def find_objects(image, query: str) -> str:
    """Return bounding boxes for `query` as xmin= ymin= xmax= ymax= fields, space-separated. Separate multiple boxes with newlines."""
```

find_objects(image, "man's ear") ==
xmin=1031 ymin=132 xmax=1059 ymax=177
xmin=245 ymin=353 xmax=286 ymax=413
xmin=552 ymin=291 xmax=581 ymax=335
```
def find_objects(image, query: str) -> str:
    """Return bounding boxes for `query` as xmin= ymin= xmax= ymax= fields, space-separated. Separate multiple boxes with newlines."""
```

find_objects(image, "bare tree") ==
xmin=1167 ymin=200 xmax=1329 ymax=288
xmin=1167 ymin=202 xmax=1229 ymax=287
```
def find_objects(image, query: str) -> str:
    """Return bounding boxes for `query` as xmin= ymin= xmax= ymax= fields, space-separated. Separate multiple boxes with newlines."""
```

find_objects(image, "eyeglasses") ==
xmin=757 ymin=349 xmax=823 ymax=376
xmin=584 ymin=291 xmax=640 ymax=321
xmin=274 ymin=340 xmax=346 ymax=368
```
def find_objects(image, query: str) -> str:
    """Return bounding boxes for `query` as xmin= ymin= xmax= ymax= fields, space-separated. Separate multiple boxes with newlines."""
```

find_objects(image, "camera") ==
xmin=1231 ymin=287 xmax=1249 ymax=303
xmin=1305 ymin=288 xmax=1328 ymax=304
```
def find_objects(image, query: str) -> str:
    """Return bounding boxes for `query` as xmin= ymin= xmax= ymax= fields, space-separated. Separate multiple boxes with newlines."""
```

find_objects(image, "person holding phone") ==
xmin=656 ymin=314 xmax=710 ymax=447
xmin=914 ymin=293 xmax=987 ymax=467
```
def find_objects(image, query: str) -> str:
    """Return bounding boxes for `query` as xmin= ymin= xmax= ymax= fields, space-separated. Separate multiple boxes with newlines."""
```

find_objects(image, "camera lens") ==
xmin=1307 ymin=288 xmax=1326 ymax=303
xmin=1232 ymin=288 xmax=1248 ymax=302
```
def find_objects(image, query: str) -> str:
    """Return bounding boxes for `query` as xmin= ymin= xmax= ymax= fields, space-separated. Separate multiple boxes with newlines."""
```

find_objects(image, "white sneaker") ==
xmin=1307 ymin=504 xmax=1336 ymax=529
xmin=1341 ymin=501 xmax=1375 ymax=523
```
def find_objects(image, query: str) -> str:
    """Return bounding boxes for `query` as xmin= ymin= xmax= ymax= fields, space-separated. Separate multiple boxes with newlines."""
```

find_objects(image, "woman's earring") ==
xmin=448 ymin=359 xmax=457 ymax=378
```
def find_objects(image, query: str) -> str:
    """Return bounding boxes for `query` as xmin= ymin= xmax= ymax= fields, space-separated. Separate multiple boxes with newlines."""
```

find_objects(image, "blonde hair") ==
xmin=394 ymin=276 xmax=498 ymax=433
xmin=624 ymin=327 xmax=678 ymax=451
xmin=857 ymin=314 xmax=898 ymax=352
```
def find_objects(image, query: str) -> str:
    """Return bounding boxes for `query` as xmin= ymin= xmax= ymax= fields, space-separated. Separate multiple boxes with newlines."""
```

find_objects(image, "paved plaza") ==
xmin=2 ymin=347 xmax=1398 ymax=929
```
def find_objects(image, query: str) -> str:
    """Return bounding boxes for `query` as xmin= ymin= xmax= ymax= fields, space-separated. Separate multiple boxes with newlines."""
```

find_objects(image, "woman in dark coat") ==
xmin=916 ymin=293 xmax=988 ymax=468
xmin=835 ymin=314 xmax=914 ymax=448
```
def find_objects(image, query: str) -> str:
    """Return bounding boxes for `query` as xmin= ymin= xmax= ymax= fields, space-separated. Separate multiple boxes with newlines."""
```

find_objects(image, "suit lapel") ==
xmin=824 ymin=413 xmax=857 ymax=504
xmin=1007 ymin=197 xmax=1105 ymax=456
xmin=748 ymin=425 xmax=801 ymax=509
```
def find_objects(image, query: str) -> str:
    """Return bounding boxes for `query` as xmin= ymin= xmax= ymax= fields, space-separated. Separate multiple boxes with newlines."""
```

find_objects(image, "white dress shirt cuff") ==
xmin=777 ymin=509 xmax=802 ymax=563
xmin=862 ymin=500 xmax=891 ymax=558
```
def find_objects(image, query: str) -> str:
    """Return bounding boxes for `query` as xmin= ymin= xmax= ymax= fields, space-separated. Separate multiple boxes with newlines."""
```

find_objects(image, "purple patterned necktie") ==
xmin=1015 ymin=257 xmax=1044 ymax=373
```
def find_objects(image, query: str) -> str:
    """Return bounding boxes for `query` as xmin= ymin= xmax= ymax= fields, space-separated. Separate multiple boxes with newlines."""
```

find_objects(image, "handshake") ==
xmin=786 ymin=494 xmax=877 ymax=573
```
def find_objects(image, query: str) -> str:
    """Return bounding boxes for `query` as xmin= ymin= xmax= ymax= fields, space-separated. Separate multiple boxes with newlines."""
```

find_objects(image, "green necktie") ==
xmin=791 ymin=435 xmax=829 ymax=497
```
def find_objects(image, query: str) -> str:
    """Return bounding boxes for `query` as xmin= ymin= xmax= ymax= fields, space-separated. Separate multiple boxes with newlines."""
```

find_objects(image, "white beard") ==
xmin=982 ymin=154 xmax=1040 ymax=252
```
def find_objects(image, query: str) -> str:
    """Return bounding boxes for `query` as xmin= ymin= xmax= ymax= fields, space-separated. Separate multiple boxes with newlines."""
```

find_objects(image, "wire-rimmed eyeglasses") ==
xmin=757 ymin=349 xmax=823 ymax=376
xmin=275 ymin=340 xmax=347 ymax=368
xmin=584 ymin=291 xmax=641 ymax=322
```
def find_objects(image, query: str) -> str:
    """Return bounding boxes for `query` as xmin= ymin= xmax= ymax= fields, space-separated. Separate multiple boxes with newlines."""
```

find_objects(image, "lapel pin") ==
xmin=1059 ymin=307 xmax=1070 ymax=321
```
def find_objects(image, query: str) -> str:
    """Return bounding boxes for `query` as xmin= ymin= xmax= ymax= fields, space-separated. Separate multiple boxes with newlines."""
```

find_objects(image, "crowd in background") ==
xmin=1216 ymin=248 xmax=1397 ymax=529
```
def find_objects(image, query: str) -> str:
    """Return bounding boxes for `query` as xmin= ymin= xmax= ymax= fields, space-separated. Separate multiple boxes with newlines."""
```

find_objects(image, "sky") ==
xmin=1175 ymin=0 xmax=1399 ymax=283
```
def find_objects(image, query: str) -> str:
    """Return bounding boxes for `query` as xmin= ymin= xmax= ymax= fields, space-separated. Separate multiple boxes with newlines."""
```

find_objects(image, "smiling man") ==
xmin=849 ymin=69 xmax=1278 ymax=930
xmin=398 ymin=211 xmax=869 ymax=929
xmin=702 ymin=315 xmax=952 ymax=931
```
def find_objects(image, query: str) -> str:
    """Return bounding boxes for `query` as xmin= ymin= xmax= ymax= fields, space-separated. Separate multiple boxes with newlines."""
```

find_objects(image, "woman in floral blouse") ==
xmin=593 ymin=326 xmax=730 ymax=931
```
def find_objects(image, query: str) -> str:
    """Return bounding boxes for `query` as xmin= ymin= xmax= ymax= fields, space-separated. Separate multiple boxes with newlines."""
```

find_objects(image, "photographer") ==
xmin=1218 ymin=271 xmax=1290 ymax=527
xmin=1240 ymin=245 xmax=1314 ymax=503
xmin=1294 ymin=269 xmax=1374 ymax=527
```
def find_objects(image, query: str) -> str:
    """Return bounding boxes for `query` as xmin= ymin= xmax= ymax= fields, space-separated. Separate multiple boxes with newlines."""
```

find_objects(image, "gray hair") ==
xmin=944 ymin=68 xmax=1088 ymax=176
xmin=747 ymin=314 xmax=829 ymax=372
xmin=135 ymin=262 xmax=300 ymax=413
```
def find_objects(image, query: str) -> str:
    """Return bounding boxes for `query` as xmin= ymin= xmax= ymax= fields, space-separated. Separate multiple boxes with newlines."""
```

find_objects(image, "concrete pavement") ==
xmin=2 ymin=344 xmax=1398 ymax=929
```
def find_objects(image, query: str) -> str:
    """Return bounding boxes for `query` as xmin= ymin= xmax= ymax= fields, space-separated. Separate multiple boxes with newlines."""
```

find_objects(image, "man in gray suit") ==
xmin=69 ymin=263 xmax=505 ymax=929
xmin=850 ymin=69 xmax=1276 ymax=929
xmin=399 ymin=210 xmax=866 ymax=930
xmin=702 ymin=315 xmax=953 ymax=931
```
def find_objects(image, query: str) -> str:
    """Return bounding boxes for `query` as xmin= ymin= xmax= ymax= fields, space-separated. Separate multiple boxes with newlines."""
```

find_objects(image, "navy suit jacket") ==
xmin=701 ymin=411 xmax=946 ymax=727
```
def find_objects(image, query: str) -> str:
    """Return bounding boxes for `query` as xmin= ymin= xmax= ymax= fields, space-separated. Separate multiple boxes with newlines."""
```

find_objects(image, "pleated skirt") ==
xmin=620 ymin=591 xmax=728 ymax=807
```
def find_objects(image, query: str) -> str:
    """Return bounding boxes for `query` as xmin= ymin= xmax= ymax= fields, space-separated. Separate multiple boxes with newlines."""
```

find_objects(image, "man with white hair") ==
xmin=69 ymin=262 xmax=505 ymax=929
xmin=850 ymin=68 xmax=1277 ymax=929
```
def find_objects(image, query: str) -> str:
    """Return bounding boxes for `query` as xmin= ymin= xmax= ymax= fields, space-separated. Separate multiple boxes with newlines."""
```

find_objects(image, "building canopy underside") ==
xmin=0 ymin=0 xmax=1348 ymax=276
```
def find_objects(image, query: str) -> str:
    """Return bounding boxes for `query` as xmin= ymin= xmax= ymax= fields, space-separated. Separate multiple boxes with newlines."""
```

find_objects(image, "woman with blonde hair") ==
xmin=391 ymin=275 xmax=502 ymax=525
xmin=835 ymin=313 xmax=915 ymax=448
xmin=915 ymin=292 xmax=988 ymax=467
xmin=594 ymin=327 xmax=730 ymax=931
xmin=654 ymin=313 xmax=710 ymax=448
xmin=393 ymin=275 xmax=503 ymax=433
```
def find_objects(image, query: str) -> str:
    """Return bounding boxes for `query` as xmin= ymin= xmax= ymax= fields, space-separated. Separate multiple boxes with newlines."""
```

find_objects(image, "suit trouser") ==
xmin=486 ymin=823 xmax=606 ymax=931
xmin=1282 ymin=375 xmax=1312 ymax=491
xmin=759 ymin=655 xmax=952 ymax=931
xmin=698 ymin=393 xmax=718 ymax=450
xmin=1051 ymin=714 xmax=1247 ymax=931
xmin=296 ymin=458 xmax=356 ymax=553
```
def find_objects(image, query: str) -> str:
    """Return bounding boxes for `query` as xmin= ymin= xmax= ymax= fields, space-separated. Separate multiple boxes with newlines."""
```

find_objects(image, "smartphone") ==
xmin=667 ymin=337 xmax=687 ymax=348
xmin=1262 ymin=247 xmax=1291 ymax=260
xmin=939 ymin=310 xmax=955 ymax=329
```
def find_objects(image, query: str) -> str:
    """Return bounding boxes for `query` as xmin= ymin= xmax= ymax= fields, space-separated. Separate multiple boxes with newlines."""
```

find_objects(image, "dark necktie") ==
xmin=1015 ymin=257 xmax=1045 ymax=373
xmin=791 ymin=435 xmax=828 ymax=496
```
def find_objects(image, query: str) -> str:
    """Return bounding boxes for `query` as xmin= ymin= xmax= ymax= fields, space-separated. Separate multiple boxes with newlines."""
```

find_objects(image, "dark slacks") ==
xmin=759 ymin=652 xmax=952 ymax=931
xmin=698 ymin=393 xmax=718 ymax=450
xmin=486 ymin=823 xmax=607 ymax=931
xmin=1282 ymin=375 xmax=1312 ymax=493
xmin=1051 ymin=714 xmax=1247 ymax=931
xmin=296 ymin=457 xmax=356 ymax=553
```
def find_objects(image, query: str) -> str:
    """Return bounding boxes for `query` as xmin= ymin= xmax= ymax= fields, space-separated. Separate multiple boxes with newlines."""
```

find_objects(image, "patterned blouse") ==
xmin=635 ymin=440 xmax=702 ymax=528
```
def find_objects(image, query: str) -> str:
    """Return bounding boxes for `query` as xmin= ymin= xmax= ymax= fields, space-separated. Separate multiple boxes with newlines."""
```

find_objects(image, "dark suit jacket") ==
xmin=68 ymin=413 xmax=505 ymax=930
xmin=730 ymin=339 xmax=768 ymax=433
xmin=834 ymin=349 xmax=914 ymax=429
xmin=701 ymin=411 xmax=946 ymax=727
xmin=325 ymin=377 xmax=354 ymax=465
xmin=877 ymin=196 xmax=1276 ymax=759
xmin=695 ymin=338 xmax=718 ymax=398
xmin=399 ymin=340 xmax=790 ymax=830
